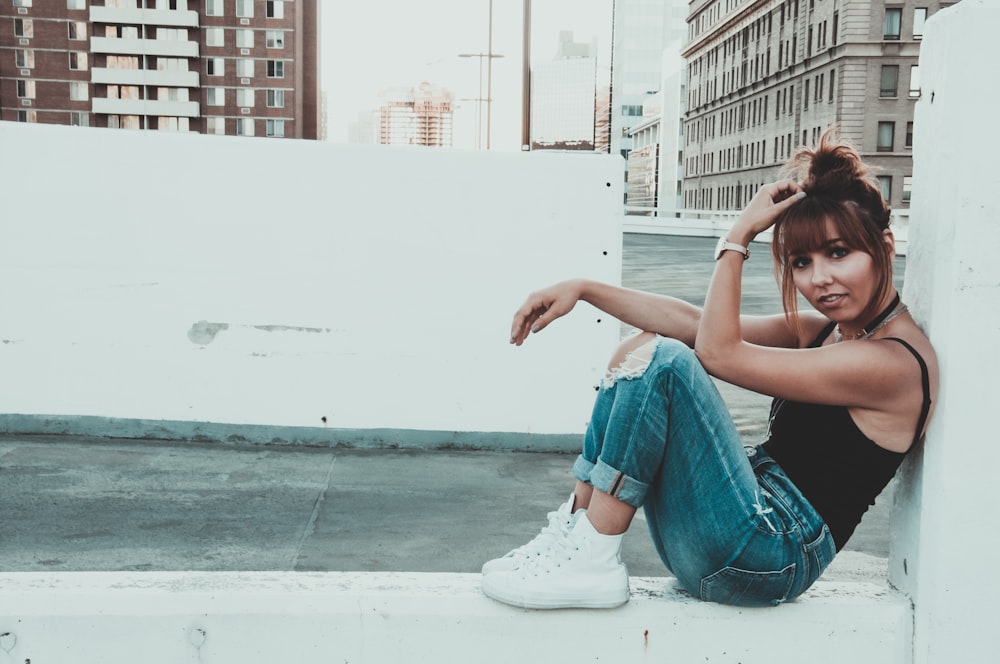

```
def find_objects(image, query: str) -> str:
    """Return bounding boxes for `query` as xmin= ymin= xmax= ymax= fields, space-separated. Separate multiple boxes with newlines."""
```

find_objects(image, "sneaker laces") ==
xmin=507 ymin=507 xmax=573 ymax=562
xmin=519 ymin=526 xmax=585 ymax=576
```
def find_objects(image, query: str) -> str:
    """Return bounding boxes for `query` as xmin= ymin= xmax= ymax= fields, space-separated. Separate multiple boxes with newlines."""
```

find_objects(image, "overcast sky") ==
xmin=322 ymin=0 xmax=613 ymax=150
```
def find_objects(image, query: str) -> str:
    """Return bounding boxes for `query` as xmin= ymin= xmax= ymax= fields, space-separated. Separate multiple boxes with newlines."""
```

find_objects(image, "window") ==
xmin=69 ymin=51 xmax=88 ymax=71
xmin=206 ymin=116 xmax=225 ymax=134
xmin=206 ymin=87 xmax=224 ymax=106
xmin=206 ymin=27 xmax=224 ymax=47
xmin=266 ymin=29 xmax=284 ymax=48
xmin=902 ymin=176 xmax=913 ymax=203
xmin=266 ymin=0 xmax=284 ymax=19
xmin=877 ymin=121 xmax=895 ymax=152
xmin=67 ymin=0 xmax=85 ymax=8
xmin=206 ymin=57 xmax=223 ymax=76
xmin=266 ymin=89 xmax=284 ymax=107
xmin=237 ymin=88 xmax=254 ymax=107
xmin=877 ymin=176 xmax=892 ymax=203
xmin=68 ymin=21 xmax=86 ymax=39
xmin=205 ymin=0 xmax=222 ymax=16
xmin=14 ymin=18 xmax=32 ymax=37
xmin=236 ymin=0 xmax=253 ymax=17
xmin=266 ymin=60 xmax=284 ymax=78
xmin=70 ymin=111 xmax=89 ymax=126
xmin=266 ymin=119 xmax=285 ymax=137
xmin=13 ymin=0 xmax=32 ymax=7
xmin=237 ymin=117 xmax=254 ymax=136
xmin=16 ymin=79 xmax=34 ymax=98
xmin=69 ymin=81 xmax=89 ymax=101
xmin=909 ymin=65 xmax=921 ymax=98
xmin=237 ymin=29 xmax=253 ymax=48
xmin=880 ymin=65 xmax=899 ymax=97
xmin=236 ymin=58 xmax=254 ymax=77
xmin=14 ymin=49 xmax=34 ymax=69
xmin=883 ymin=8 xmax=902 ymax=40
xmin=17 ymin=110 xmax=37 ymax=123
xmin=913 ymin=8 xmax=927 ymax=39
xmin=905 ymin=121 xmax=914 ymax=148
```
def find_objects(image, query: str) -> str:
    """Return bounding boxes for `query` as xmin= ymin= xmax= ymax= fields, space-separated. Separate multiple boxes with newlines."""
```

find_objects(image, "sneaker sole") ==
xmin=481 ymin=579 xmax=630 ymax=610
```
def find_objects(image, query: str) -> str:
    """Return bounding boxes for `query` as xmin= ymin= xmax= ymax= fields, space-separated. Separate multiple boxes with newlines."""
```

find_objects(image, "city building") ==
xmin=681 ymin=0 xmax=948 ymax=212
xmin=609 ymin=0 xmax=689 ymax=161
xmin=530 ymin=31 xmax=599 ymax=151
xmin=0 ymin=0 xmax=321 ymax=139
xmin=377 ymin=82 xmax=454 ymax=148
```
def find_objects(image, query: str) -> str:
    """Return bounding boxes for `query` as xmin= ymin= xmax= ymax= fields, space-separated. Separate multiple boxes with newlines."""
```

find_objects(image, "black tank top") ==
xmin=761 ymin=322 xmax=932 ymax=550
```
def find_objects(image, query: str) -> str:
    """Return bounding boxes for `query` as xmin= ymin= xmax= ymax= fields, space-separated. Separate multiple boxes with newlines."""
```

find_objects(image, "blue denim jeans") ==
xmin=572 ymin=336 xmax=836 ymax=607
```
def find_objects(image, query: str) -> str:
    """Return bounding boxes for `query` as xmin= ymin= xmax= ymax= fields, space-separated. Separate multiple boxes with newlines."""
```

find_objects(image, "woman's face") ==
xmin=788 ymin=219 xmax=880 ymax=327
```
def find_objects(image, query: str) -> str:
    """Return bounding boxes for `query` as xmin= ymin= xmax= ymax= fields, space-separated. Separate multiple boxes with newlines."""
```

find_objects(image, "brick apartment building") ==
xmin=0 ymin=0 xmax=320 ymax=139
xmin=681 ymin=0 xmax=952 ymax=212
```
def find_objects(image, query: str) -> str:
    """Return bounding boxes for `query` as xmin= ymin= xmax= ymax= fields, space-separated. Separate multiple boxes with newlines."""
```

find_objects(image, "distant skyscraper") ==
xmin=0 ymin=0 xmax=321 ymax=138
xmin=609 ymin=0 xmax=688 ymax=160
xmin=530 ymin=31 xmax=598 ymax=151
xmin=377 ymin=82 xmax=453 ymax=148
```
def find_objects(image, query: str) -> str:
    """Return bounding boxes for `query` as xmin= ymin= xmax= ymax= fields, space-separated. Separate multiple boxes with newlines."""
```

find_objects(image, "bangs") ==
xmin=773 ymin=199 xmax=872 ymax=263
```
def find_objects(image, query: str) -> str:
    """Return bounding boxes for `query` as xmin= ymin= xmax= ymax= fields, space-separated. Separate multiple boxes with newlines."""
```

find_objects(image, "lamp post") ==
xmin=459 ymin=0 xmax=503 ymax=149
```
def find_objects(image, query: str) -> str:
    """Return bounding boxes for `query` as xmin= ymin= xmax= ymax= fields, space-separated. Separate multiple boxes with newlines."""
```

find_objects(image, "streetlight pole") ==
xmin=522 ymin=0 xmax=531 ymax=150
xmin=458 ymin=1 xmax=503 ymax=150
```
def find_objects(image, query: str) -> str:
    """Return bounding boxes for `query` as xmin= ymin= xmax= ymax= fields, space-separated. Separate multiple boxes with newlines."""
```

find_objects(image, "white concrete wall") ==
xmin=0 ymin=123 xmax=621 ymax=440
xmin=889 ymin=2 xmax=1000 ymax=662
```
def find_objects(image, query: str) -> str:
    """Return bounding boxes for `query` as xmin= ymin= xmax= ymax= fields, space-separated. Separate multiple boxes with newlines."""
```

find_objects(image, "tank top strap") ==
xmin=883 ymin=337 xmax=932 ymax=447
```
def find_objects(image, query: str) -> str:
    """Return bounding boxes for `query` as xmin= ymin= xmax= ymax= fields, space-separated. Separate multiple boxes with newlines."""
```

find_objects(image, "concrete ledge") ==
xmin=0 ymin=572 xmax=911 ymax=663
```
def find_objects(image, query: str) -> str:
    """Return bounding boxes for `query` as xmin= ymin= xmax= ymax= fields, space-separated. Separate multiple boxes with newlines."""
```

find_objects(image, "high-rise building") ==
xmin=377 ymin=82 xmax=453 ymax=148
xmin=530 ymin=31 xmax=598 ymax=151
xmin=0 ymin=0 xmax=321 ymax=139
xmin=609 ymin=0 xmax=688 ymax=160
xmin=681 ymin=0 xmax=945 ymax=212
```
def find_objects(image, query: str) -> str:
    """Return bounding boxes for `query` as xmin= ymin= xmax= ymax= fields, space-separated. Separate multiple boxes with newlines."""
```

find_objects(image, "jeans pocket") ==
xmin=700 ymin=564 xmax=796 ymax=607
xmin=804 ymin=524 xmax=837 ymax=581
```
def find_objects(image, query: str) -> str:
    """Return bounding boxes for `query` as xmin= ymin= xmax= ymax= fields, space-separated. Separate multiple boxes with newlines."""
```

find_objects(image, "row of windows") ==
xmin=206 ymin=0 xmax=286 ymax=19
xmin=684 ymin=118 xmax=913 ymax=181
xmin=12 ymin=18 xmax=286 ymax=50
xmin=13 ymin=79 xmax=287 ymax=108
xmin=14 ymin=109 xmax=288 ymax=138
xmin=684 ymin=172 xmax=913 ymax=210
xmin=12 ymin=49 xmax=287 ymax=78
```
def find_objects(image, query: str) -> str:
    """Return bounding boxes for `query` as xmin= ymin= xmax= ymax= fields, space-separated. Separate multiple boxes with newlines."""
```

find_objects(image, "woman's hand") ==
xmin=730 ymin=180 xmax=806 ymax=242
xmin=510 ymin=279 xmax=584 ymax=346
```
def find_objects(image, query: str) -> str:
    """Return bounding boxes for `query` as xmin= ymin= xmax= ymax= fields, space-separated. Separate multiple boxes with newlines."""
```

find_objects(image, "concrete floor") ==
xmin=0 ymin=234 xmax=904 ymax=577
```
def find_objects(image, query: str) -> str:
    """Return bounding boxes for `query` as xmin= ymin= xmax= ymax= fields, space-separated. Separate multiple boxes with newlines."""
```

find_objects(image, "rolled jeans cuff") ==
xmin=572 ymin=455 xmax=649 ymax=508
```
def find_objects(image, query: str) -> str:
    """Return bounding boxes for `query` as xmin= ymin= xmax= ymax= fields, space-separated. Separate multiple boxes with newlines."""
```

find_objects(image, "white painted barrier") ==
xmin=889 ymin=2 xmax=1000 ymax=662
xmin=0 ymin=123 xmax=621 ymax=444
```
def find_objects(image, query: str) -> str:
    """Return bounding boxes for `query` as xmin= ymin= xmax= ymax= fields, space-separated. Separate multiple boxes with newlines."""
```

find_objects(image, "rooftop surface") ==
xmin=0 ymin=234 xmax=904 ymax=579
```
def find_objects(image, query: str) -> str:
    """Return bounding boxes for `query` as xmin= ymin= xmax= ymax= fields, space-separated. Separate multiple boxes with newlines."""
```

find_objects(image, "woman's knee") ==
xmin=606 ymin=331 xmax=658 ymax=372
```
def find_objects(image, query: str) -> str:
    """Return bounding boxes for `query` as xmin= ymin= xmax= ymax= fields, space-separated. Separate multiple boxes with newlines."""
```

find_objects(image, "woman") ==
xmin=481 ymin=127 xmax=938 ymax=609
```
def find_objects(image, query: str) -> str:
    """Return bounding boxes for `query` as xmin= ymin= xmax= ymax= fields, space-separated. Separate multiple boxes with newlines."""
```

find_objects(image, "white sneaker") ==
xmin=481 ymin=513 xmax=630 ymax=609
xmin=481 ymin=493 xmax=579 ymax=575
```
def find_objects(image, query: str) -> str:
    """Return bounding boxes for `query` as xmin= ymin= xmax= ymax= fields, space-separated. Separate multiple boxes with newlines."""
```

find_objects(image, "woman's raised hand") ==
xmin=732 ymin=180 xmax=806 ymax=240
xmin=510 ymin=279 xmax=584 ymax=346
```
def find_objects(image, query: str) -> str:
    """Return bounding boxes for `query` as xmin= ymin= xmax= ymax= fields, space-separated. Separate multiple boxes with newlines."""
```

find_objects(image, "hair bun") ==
xmin=785 ymin=126 xmax=891 ymax=227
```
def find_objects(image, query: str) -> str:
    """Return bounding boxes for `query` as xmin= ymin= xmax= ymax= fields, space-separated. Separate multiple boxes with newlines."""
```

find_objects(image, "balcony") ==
xmin=91 ymin=36 xmax=199 ymax=59
xmin=89 ymin=6 xmax=199 ymax=28
xmin=91 ymin=97 xmax=199 ymax=118
xmin=91 ymin=66 xmax=199 ymax=88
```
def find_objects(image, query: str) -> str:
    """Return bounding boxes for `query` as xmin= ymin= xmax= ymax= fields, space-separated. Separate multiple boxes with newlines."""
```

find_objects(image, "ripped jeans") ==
xmin=571 ymin=335 xmax=836 ymax=607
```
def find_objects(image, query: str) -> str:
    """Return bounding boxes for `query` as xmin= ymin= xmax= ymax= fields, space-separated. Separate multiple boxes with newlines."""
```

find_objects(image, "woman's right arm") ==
xmin=510 ymin=278 xmax=806 ymax=349
xmin=510 ymin=279 xmax=700 ymax=347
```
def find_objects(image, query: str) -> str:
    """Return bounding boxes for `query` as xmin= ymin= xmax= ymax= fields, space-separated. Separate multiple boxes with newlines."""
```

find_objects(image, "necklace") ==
xmin=835 ymin=293 xmax=907 ymax=343
xmin=763 ymin=292 xmax=907 ymax=442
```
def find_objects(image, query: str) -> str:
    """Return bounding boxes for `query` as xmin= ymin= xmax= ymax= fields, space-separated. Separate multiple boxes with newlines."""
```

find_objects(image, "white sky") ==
xmin=322 ymin=0 xmax=613 ymax=150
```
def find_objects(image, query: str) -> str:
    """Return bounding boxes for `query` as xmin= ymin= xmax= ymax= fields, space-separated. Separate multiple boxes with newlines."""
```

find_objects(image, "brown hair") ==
xmin=770 ymin=125 xmax=895 ymax=332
